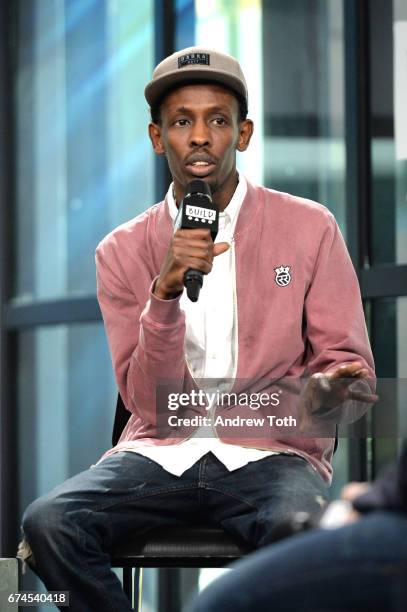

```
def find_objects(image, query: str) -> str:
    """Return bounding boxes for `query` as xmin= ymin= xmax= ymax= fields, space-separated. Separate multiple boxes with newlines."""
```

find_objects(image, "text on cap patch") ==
xmin=178 ymin=53 xmax=210 ymax=68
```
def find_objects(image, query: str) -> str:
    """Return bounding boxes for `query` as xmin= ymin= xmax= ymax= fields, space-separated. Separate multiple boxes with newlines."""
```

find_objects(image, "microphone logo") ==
xmin=185 ymin=204 xmax=216 ymax=224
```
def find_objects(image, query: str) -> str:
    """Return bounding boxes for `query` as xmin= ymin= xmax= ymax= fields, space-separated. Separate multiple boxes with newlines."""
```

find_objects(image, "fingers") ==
xmin=173 ymin=230 xmax=212 ymax=255
xmin=341 ymin=481 xmax=371 ymax=501
xmin=173 ymin=231 xmax=229 ymax=267
xmin=305 ymin=368 xmax=379 ymax=414
xmin=172 ymin=229 xmax=215 ymax=272
xmin=175 ymin=228 xmax=212 ymax=240
xmin=172 ymin=247 xmax=214 ymax=272
xmin=347 ymin=389 xmax=379 ymax=404
xmin=213 ymin=242 xmax=230 ymax=257
xmin=181 ymin=256 xmax=214 ymax=275
xmin=328 ymin=362 xmax=369 ymax=380
xmin=310 ymin=372 xmax=331 ymax=392
xmin=156 ymin=229 xmax=222 ymax=299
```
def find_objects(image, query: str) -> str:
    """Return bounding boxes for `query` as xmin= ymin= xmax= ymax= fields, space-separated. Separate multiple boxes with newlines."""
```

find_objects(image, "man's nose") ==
xmin=190 ymin=120 xmax=211 ymax=147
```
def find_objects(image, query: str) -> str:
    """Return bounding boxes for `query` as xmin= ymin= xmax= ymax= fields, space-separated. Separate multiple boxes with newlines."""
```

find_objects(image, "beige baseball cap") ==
xmin=144 ymin=46 xmax=248 ymax=108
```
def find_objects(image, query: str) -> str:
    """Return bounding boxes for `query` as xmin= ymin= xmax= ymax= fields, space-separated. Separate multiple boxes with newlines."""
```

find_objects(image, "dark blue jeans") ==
xmin=20 ymin=451 xmax=328 ymax=612
xmin=189 ymin=511 xmax=407 ymax=612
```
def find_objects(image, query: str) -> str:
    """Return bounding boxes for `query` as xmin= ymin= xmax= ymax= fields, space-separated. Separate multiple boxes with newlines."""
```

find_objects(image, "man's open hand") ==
xmin=299 ymin=362 xmax=378 ymax=432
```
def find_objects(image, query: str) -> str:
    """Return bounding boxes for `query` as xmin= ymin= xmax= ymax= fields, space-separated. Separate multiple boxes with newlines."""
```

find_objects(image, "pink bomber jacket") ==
xmin=95 ymin=180 xmax=375 ymax=483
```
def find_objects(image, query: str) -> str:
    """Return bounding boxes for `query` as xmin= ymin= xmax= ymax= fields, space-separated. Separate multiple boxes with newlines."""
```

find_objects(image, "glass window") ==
xmin=371 ymin=296 xmax=407 ymax=391
xmin=262 ymin=0 xmax=346 ymax=232
xmin=195 ymin=0 xmax=264 ymax=185
xmin=194 ymin=0 xmax=346 ymax=230
xmin=17 ymin=322 xmax=117 ymax=609
xmin=176 ymin=0 xmax=196 ymax=48
xmin=17 ymin=323 xmax=115 ymax=509
xmin=366 ymin=296 xmax=407 ymax=474
xmin=370 ymin=0 xmax=407 ymax=265
xmin=14 ymin=0 xmax=154 ymax=302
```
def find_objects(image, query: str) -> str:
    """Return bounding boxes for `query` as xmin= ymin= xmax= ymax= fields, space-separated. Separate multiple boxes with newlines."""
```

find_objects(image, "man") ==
xmin=18 ymin=47 xmax=375 ymax=612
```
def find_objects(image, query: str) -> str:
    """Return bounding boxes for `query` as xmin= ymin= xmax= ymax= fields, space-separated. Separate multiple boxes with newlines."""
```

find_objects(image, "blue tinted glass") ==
xmin=14 ymin=0 xmax=154 ymax=301
xmin=17 ymin=322 xmax=118 ymax=609
xmin=194 ymin=1 xmax=346 ymax=231
xmin=176 ymin=0 xmax=196 ymax=48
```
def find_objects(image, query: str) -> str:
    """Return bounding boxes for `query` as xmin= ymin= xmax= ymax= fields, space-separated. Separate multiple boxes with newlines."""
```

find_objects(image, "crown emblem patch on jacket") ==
xmin=274 ymin=265 xmax=291 ymax=287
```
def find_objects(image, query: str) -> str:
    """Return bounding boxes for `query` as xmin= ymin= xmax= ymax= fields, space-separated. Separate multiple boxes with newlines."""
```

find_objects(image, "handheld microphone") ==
xmin=173 ymin=179 xmax=219 ymax=302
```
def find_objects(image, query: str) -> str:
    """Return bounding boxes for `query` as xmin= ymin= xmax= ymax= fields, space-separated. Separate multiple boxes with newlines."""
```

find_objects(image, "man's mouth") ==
xmin=185 ymin=155 xmax=217 ymax=175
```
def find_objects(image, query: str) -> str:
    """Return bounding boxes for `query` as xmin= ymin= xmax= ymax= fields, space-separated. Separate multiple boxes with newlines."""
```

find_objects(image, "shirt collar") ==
xmin=166 ymin=173 xmax=247 ymax=228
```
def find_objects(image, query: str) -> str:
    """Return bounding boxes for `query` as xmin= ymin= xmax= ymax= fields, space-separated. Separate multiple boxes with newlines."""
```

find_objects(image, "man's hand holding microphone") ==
xmin=154 ymin=180 xmax=229 ymax=301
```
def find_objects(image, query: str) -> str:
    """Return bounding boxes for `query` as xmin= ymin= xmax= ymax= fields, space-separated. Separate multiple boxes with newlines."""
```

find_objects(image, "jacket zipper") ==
xmin=212 ymin=236 xmax=238 ymax=440
xmin=175 ymin=236 xmax=238 ymax=445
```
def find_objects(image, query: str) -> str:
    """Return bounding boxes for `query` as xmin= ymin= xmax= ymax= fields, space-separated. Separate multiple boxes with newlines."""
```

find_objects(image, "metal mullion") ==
xmin=360 ymin=265 xmax=407 ymax=299
xmin=344 ymin=0 xmax=372 ymax=482
xmin=154 ymin=5 xmax=179 ymax=610
xmin=153 ymin=0 xmax=175 ymax=203
xmin=345 ymin=0 xmax=372 ymax=269
xmin=0 ymin=0 xmax=18 ymax=556
xmin=4 ymin=296 xmax=102 ymax=330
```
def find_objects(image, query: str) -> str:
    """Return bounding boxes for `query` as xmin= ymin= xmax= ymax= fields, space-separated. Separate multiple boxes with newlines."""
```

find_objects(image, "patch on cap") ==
xmin=178 ymin=52 xmax=210 ymax=68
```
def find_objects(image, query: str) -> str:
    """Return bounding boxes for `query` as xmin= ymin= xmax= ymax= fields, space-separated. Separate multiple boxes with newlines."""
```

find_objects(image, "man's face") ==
xmin=148 ymin=83 xmax=253 ymax=210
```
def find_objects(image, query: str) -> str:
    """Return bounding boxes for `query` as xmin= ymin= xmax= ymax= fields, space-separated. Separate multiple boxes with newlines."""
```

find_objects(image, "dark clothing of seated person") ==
xmin=189 ymin=443 xmax=407 ymax=612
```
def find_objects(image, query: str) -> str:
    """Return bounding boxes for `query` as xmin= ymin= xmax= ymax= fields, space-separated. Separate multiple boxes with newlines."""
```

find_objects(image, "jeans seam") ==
xmin=77 ymin=483 xmax=199 ymax=515
xmin=203 ymin=484 xmax=259 ymax=510
xmin=198 ymin=455 xmax=209 ymax=505
xmin=76 ymin=522 xmax=119 ymax=612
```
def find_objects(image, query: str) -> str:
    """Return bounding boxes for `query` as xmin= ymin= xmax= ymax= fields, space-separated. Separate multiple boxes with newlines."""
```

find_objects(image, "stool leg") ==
xmin=123 ymin=567 xmax=141 ymax=611
xmin=123 ymin=567 xmax=133 ymax=604
xmin=159 ymin=568 xmax=181 ymax=612
xmin=136 ymin=568 xmax=143 ymax=611
xmin=133 ymin=567 xmax=143 ymax=612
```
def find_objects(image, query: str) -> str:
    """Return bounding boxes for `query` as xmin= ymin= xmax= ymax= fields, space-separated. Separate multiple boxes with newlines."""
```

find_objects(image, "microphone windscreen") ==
xmin=185 ymin=179 xmax=212 ymax=199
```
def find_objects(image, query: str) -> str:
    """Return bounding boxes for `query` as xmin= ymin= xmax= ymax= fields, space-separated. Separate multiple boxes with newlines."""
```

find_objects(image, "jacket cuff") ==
xmin=144 ymin=277 xmax=183 ymax=326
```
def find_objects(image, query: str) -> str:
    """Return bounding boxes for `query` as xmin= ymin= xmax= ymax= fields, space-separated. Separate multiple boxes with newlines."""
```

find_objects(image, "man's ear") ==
xmin=148 ymin=122 xmax=166 ymax=155
xmin=237 ymin=119 xmax=254 ymax=152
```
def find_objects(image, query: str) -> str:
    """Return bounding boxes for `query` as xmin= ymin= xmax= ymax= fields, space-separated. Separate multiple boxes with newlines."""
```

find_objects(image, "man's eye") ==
xmin=213 ymin=117 xmax=227 ymax=125
xmin=174 ymin=119 xmax=190 ymax=126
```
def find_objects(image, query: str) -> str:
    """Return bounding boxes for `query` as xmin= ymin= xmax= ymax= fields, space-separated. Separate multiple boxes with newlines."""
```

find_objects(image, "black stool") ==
xmin=110 ymin=394 xmax=251 ymax=610
xmin=111 ymin=524 xmax=251 ymax=609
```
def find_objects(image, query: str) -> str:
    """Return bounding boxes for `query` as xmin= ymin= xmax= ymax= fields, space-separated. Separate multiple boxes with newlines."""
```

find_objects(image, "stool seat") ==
xmin=112 ymin=525 xmax=252 ymax=568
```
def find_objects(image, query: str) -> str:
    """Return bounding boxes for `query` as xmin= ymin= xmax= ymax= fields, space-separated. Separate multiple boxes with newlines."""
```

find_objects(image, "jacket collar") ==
xmin=154 ymin=177 xmax=263 ymax=245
